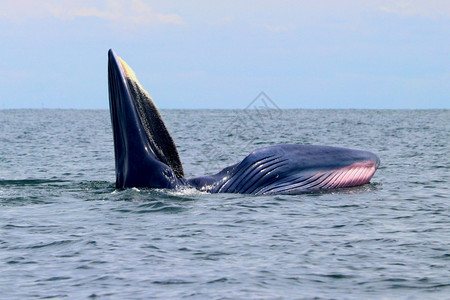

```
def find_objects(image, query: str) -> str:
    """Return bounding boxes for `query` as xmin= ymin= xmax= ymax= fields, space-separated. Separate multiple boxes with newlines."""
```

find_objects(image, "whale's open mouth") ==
xmin=108 ymin=49 xmax=184 ymax=188
xmin=108 ymin=49 xmax=380 ymax=193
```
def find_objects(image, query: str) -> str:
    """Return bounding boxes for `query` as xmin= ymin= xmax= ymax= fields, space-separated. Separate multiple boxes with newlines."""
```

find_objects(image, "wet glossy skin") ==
xmin=108 ymin=49 xmax=380 ymax=194
xmin=187 ymin=144 xmax=379 ymax=195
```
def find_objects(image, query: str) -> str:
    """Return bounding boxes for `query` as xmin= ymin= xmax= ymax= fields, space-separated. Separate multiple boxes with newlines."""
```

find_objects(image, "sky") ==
xmin=0 ymin=0 xmax=449 ymax=109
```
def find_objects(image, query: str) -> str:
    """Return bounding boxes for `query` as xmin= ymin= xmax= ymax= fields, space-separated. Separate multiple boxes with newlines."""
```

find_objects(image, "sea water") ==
xmin=0 ymin=109 xmax=448 ymax=299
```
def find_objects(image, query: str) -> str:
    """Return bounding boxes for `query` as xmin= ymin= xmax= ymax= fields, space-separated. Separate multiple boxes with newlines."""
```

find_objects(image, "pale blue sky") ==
xmin=0 ymin=0 xmax=448 ymax=109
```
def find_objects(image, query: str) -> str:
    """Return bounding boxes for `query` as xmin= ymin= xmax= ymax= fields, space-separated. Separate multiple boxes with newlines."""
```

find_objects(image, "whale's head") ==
xmin=108 ymin=49 xmax=184 ymax=188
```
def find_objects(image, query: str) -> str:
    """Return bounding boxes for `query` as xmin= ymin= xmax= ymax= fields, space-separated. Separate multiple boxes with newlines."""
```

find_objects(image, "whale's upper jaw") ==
xmin=108 ymin=49 xmax=183 ymax=188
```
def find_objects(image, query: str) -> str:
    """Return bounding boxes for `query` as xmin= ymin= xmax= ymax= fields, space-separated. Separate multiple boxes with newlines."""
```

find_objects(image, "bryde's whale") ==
xmin=108 ymin=49 xmax=380 ymax=194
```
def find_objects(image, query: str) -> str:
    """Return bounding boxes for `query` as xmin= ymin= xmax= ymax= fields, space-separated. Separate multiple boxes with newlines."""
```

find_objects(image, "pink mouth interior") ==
xmin=316 ymin=161 xmax=378 ymax=190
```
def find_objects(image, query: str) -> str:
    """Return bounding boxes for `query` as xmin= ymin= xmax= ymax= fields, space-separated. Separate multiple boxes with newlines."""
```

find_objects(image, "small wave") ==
xmin=315 ymin=273 xmax=357 ymax=279
xmin=0 ymin=179 xmax=68 ymax=186
xmin=2 ymin=224 xmax=34 ymax=229
xmin=206 ymin=277 xmax=228 ymax=284
xmin=24 ymin=239 xmax=77 ymax=249
xmin=152 ymin=279 xmax=194 ymax=285
xmin=37 ymin=276 xmax=71 ymax=282
xmin=165 ymin=187 xmax=208 ymax=197
xmin=134 ymin=201 xmax=185 ymax=214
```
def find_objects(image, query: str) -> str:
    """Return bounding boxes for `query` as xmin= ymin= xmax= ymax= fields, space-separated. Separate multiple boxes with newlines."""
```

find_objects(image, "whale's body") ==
xmin=108 ymin=49 xmax=379 ymax=194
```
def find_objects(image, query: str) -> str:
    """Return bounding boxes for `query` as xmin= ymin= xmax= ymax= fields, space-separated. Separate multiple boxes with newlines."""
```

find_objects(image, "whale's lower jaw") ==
xmin=187 ymin=144 xmax=380 ymax=195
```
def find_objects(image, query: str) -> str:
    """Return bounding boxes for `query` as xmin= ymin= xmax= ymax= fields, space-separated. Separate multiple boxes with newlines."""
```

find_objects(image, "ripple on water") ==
xmin=0 ymin=109 xmax=449 ymax=299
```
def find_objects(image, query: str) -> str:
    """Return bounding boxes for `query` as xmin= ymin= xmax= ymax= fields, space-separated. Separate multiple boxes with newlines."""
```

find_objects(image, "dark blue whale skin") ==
xmin=108 ymin=49 xmax=380 ymax=194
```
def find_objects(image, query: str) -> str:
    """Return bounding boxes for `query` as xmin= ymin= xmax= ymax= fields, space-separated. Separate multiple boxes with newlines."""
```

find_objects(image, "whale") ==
xmin=108 ymin=49 xmax=380 ymax=194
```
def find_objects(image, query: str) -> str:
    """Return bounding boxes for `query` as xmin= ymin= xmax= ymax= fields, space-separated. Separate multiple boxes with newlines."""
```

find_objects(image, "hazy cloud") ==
xmin=0 ymin=0 xmax=185 ymax=25
xmin=2 ymin=0 xmax=447 ymax=29
xmin=378 ymin=0 xmax=450 ymax=18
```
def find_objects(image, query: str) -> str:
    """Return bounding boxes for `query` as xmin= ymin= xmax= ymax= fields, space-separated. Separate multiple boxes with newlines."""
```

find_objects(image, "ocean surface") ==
xmin=0 ymin=109 xmax=448 ymax=299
